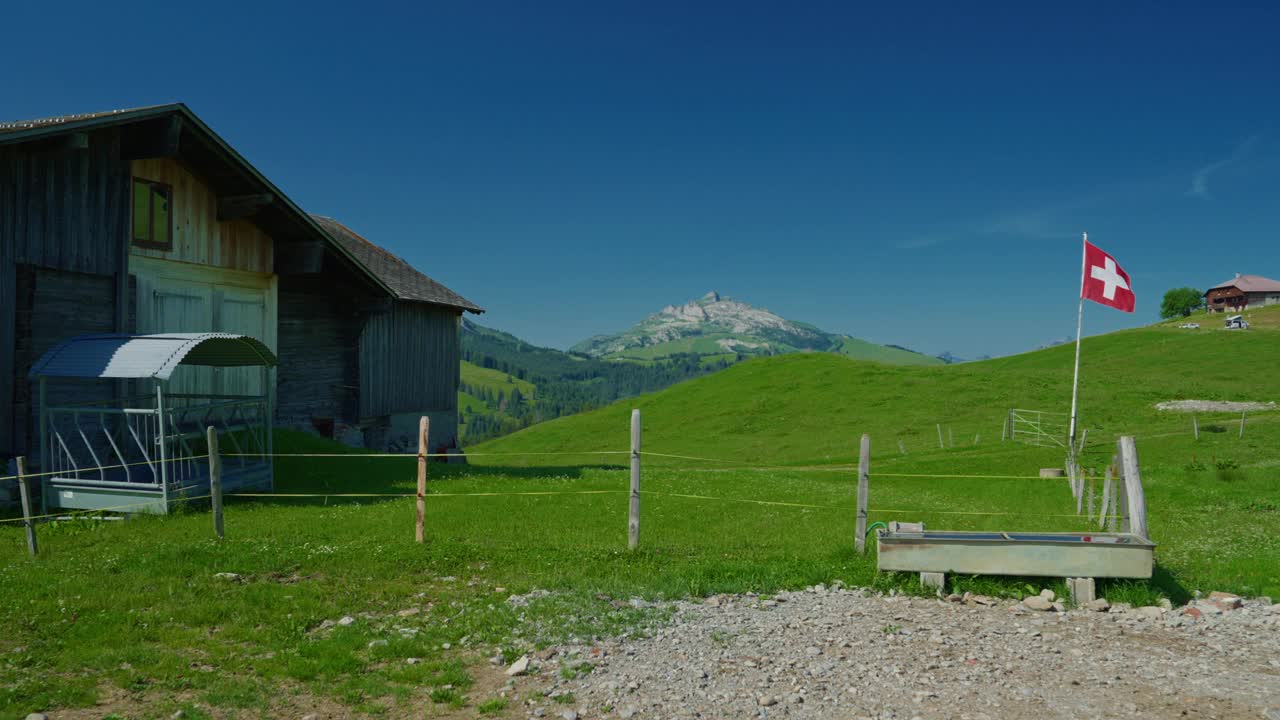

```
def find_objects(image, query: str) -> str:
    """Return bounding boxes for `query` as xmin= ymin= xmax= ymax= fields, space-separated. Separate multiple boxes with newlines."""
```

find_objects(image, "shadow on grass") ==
xmin=1144 ymin=563 xmax=1193 ymax=605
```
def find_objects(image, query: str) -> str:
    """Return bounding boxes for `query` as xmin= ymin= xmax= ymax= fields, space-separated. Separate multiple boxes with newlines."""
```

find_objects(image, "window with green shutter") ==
xmin=131 ymin=178 xmax=173 ymax=250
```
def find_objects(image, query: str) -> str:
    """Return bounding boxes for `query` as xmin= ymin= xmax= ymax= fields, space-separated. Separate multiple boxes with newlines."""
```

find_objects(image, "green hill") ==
xmin=473 ymin=307 xmax=1280 ymax=467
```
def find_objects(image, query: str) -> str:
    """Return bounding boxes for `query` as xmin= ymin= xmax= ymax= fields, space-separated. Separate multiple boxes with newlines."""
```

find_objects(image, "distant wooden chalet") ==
xmin=0 ymin=104 xmax=481 ymax=473
xmin=1204 ymin=273 xmax=1280 ymax=313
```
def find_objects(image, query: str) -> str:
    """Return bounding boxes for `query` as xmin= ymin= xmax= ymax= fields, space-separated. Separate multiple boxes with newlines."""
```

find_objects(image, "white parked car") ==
xmin=1178 ymin=322 xmax=1200 ymax=329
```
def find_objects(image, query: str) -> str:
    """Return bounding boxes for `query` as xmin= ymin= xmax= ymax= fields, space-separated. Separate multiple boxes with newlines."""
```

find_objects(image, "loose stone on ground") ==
xmin=517 ymin=587 xmax=1279 ymax=719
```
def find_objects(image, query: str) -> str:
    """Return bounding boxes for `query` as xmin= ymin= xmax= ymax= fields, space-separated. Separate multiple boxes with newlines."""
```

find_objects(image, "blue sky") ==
xmin=4 ymin=1 xmax=1278 ymax=358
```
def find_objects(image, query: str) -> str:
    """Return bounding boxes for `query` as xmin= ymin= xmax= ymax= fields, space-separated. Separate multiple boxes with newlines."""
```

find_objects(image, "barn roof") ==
xmin=0 ymin=103 xmax=395 ymax=299
xmin=1207 ymin=274 xmax=1280 ymax=294
xmin=29 ymin=333 xmax=277 ymax=381
xmin=310 ymin=216 xmax=484 ymax=313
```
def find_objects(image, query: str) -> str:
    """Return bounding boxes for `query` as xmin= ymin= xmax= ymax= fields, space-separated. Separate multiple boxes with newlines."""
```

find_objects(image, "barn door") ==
xmin=149 ymin=281 xmax=215 ymax=402
xmin=215 ymin=288 xmax=268 ymax=396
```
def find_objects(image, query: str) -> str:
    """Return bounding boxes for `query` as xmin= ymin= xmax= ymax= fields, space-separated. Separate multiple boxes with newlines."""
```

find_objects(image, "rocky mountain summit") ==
xmin=572 ymin=292 xmax=941 ymax=365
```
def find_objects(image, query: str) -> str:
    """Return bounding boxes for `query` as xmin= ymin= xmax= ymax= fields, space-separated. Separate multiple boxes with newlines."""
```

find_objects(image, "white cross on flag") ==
xmin=1080 ymin=240 xmax=1135 ymax=312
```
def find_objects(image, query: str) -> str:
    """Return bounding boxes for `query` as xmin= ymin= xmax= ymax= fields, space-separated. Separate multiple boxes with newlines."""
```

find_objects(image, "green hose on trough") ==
xmin=865 ymin=521 xmax=888 ymax=537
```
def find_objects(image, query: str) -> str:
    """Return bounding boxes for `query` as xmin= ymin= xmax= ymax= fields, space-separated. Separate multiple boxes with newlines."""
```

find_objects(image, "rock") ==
xmin=301 ymin=715 xmax=318 ymax=720
xmin=396 ymin=607 xmax=420 ymax=617
xmin=26 ymin=714 xmax=49 ymax=720
xmin=506 ymin=655 xmax=530 ymax=676
xmin=1109 ymin=602 xmax=1132 ymax=614
xmin=618 ymin=707 xmax=638 ymax=719
xmin=213 ymin=572 xmax=241 ymax=582
xmin=1051 ymin=601 xmax=1066 ymax=612
xmin=1038 ymin=589 xmax=1055 ymax=602
xmin=1022 ymin=596 xmax=1053 ymax=611
xmin=560 ymin=711 xmax=579 ymax=720
xmin=406 ymin=657 xmax=422 ymax=664
xmin=533 ymin=709 xmax=546 ymax=718
xmin=1135 ymin=606 xmax=1165 ymax=620
xmin=171 ymin=712 xmax=185 ymax=720
xmin=758 ymin=695 xmax=778 ymax=707
xmin=337 ymin=615 xmax=356 ymax=626
xmin=1158 ymin=598 xmax=1173 ymax=610
xmin=367 ymin=639 xmax=388 ymax=648
xmin=945 ymin=593 xmax=962 ymax=603
xmin=972 ymin=595 xmax=997 ymax=606
xmin=1085 ymin=599 xmax=1111 ymax=612
xmin=1208 ymin=591 xmax=1243 ymax=611
xmin=1181 ymin=607 xmax=1203 ymax=621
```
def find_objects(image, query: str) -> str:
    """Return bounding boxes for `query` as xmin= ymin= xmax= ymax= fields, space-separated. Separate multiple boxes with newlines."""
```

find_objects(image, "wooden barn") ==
xmin=312 ymin=217 xmax=483 ymax=452
xmin=0 ymin=104 xmax=481 ymax=506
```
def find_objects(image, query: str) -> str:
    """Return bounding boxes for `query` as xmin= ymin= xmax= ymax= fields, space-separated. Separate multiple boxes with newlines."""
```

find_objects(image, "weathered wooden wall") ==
xmin=0 ymin=129 xmax=130 ymax=276
xmin=359 ymin=305 xmax=461 ymax=418
xmin=11 ymin=268 xmax=118 ymax=457
xmin=129 ymin=158 xmax=273 ymax=273
xmin=0 ymin=129 xmax=130 ymax=457
xmin=276 ymin=273 xmax=368 ymax=429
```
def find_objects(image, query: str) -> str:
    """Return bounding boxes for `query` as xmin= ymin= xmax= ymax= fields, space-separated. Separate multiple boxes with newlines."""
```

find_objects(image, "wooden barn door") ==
xmin=214 ymin=288 xmax=269 ymax=397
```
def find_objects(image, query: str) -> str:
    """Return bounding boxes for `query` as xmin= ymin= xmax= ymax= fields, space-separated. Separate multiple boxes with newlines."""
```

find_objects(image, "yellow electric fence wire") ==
xmin=0 ymin=454 xmax=211 ymax=483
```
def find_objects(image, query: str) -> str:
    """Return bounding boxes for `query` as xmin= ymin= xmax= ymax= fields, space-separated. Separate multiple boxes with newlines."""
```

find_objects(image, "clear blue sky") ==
xmin=4 ymin=1 xmax=1278 ymax=358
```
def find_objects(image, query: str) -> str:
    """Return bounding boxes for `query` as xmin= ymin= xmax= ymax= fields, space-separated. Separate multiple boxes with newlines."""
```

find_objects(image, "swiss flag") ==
xmin=1081 ymin=240 xmax=1135 ymax=313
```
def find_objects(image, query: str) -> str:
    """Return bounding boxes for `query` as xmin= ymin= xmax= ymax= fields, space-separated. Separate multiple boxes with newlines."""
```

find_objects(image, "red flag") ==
xmin=1080 ymin=240 xmax=1135 ymax=313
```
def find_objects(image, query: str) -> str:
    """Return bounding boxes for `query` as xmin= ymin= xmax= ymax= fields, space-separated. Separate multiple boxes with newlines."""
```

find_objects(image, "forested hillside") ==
xmin=458 ymin=320 xmax=733 ymax=441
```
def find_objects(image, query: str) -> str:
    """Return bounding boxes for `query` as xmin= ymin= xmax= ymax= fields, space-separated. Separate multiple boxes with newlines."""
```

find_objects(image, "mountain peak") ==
xmin=569 ymin=292 xmax=943 ymax=367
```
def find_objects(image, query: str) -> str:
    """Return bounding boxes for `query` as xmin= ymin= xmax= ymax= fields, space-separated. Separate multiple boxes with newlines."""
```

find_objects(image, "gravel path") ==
xmin=1155 ymin=400 xmax=1275 ymax=413
xmin=522 ymin=587 xmax=1280 ymax=720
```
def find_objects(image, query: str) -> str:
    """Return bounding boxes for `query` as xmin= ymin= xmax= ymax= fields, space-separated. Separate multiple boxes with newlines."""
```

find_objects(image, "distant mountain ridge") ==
xmin=571 ymin=291 xmax=944 ymax=366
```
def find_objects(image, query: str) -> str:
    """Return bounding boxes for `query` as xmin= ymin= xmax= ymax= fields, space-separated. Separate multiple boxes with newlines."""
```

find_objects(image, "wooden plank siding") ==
xmin=0 ymin=129 xmax=130 ymax=459
xmin=359 ymin=305 xmax=461 ymax=418
xmin=276 ymin=274 xmax=368 ymax=429
xmin=129 ymin=158 xmax=273 ymax=274
xmin=11 ymin=268 xmax=118 ymax=458
xmin=0 ymin=128 xmax=129 ymax=276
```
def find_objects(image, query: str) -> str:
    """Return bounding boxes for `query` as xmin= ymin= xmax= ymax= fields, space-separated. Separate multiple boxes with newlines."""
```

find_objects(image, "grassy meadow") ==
xmin=1 ymin=308 xmax=1278 ymax=718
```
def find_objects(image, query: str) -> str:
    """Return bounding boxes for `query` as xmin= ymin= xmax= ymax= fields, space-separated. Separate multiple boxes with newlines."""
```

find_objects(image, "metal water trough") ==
xmin=877 ymin=529 xmax=1154 ymax=579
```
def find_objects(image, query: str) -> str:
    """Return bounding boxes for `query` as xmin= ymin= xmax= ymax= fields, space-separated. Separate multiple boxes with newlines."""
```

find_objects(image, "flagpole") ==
xmin=1068 ymin=232 xmax=1087 ymax=451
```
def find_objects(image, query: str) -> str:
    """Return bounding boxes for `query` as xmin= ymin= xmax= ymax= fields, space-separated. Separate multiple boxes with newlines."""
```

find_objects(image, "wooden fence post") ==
xmin=1002 ymin=413 xmax=1009 ymax=441
xmin=1118 ymin=436 xmax=1147 ymax=538
xmin=1240 ymin=411 xmax=1247 ymax=439
xmin=207 ymin=427 xmax=224 ymax=540
xmin=1111 ymin=456 xmax=1124 ymax=533
xmin=416 ymin=416 xmax=429 ymax=543
xmin=1098 ymin=464 xmax=1112 ymax=530
xmin=855 ymin=434 xmax=870 ymax=554
xmin=629 ymin=409 xmax=641 ymax=550
xmin=16 ymin=457 xmax=37 ymax=556
xmin=1193 ymin=414 xmax=1199 ymax=440
xmin=1086 ymin=470 xmax=1094 ymax=520
xmin=936 ymin=424 xmax=944 ymax=449
xmin=897 ymin=439 xmax=906 ymax=456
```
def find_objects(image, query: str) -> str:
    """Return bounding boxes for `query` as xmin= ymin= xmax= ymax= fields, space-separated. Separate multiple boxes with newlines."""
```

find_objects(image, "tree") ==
xmin=1161 ymin=287 xmax=1203 ymax=318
